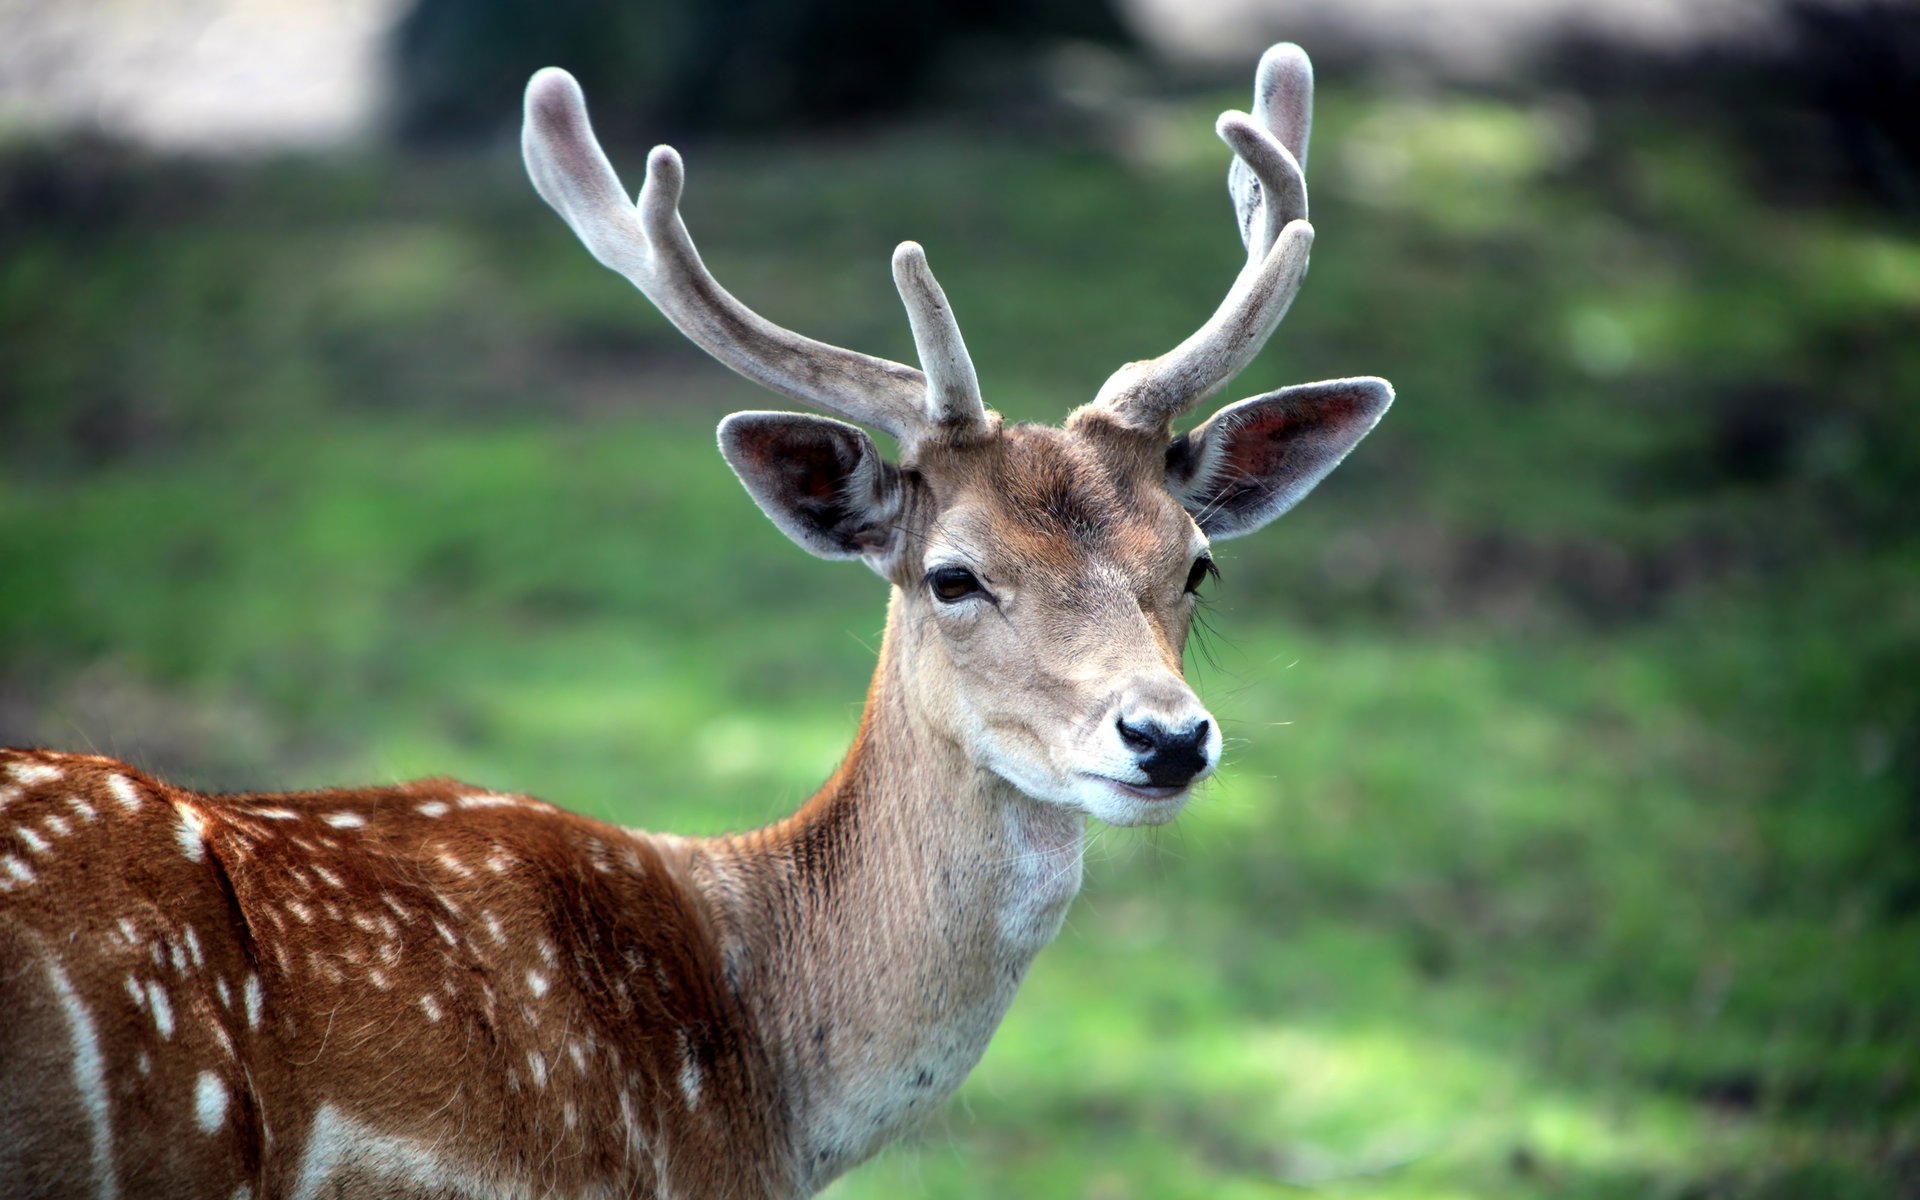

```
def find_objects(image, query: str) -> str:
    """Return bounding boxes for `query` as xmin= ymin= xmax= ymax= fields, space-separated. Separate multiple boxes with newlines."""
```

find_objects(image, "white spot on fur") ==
xmin=677 ymin=1030 xmax=703 ymax=1108
xmin=313 ymin=865 xmax=344 ymax=889
xmin=183 ymin=926 xmax=204 ymax=968
xmin=369 ymin=968 xmax=391 ymax=990
xmin=146 ymin=981 xmax=174 ymax=1039
xmin=3 ymin=855 xmax=35 ymax=885
xmin=457 ymin=792 xmax=518 ymax=809
xmin=415 ymin=800 xmax=448 ymax=818
xmin=244 ymin=975 xmax=263 ymax=1029
xmin=194 ymin=1071 xmax=227 ymax=1132
xmin=70 ymin=795 xmax=99 ymax=822
xmin=18 ymin=827 xmax=49 ymax=854
xmin=115 ymin=918 xmax=139 ymax=945
xmin=44 ymin=813 xmax=72 ymax=838
xmin=217 ymin=978 xmax=232 ymax=1009
xmin=526 ymin=970 xmax=549 ymax=998
xmin=485 ymin=850 xmax=513 ymax=874
xmin=136 ymin=1051 xmax=151 ymax=1076
xmin=323 ymin=812 xmax=364 ymax=829
xmin=46 ymin=958 xmax=117 ymax=1200
xmin=175 ymin=809 xmax=205 ymax=862
xmin=419 ymin=994 xmax=442 ymax=1022
xmin=106 ymin=775 xmax=141 ymax=811
xmin=123 ymin=975 xmax=145 ymax=1009
xmin=287 ymin=900 xmax=313 ymax=924
xmin=483 ymin=912 xmax=506 ymax=946
xmin=9 ymin=761 xmax=60 ymax=785
xmin=256 ymin=807 xmax=299 ymax=820
xmin=435 ymin=853 xmax=472 ymax=878
xmin=539 ymin=939 xmax=557 ymax=968
xmin=569 ymin=1041 xmax=587 ymax=1073
xmin=528 ymin=1051 xmax=548 ymax=1088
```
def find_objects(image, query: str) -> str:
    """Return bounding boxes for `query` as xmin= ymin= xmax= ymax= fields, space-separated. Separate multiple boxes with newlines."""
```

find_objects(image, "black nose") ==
xmin=1115 ymin=716 xmax=1212 ymax=788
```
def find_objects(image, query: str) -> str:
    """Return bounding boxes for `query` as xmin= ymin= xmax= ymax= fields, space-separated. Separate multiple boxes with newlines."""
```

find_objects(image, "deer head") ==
xmin=522 ymin=44 xmax=1391 ymax=830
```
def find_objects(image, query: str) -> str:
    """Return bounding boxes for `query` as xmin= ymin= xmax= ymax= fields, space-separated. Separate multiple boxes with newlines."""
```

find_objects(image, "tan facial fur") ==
xmin=887 ymin=419 xmax=1222 ymax=826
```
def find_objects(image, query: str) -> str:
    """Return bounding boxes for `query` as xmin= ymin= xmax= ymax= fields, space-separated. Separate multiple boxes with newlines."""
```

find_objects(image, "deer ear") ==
xmin=718 ymin=412 xmax=905 ymax=566
xmin=1166 ymin=377 xmax=1392 ymax=539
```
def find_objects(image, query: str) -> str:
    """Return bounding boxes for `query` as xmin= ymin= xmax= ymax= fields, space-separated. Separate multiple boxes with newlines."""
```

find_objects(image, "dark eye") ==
xmin=928 ymin=566 xmax=985 ymax=603
xmin=1184 ymin=555 xmax=1218 ymax=595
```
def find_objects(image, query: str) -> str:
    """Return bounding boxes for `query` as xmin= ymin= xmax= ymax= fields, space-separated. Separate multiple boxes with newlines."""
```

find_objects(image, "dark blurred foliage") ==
xmin=388 ymin=0 xmax=1132 ymax=143
xmin=1540 ymin=0 xmax=1920 ymax=213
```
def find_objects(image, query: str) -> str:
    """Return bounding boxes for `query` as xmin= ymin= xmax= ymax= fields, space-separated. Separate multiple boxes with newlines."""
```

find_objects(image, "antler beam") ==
xmin=522 ymin=68 xmax=988 ymax=444
xmin=1095 ymin=43 xmax=1317 ymax=432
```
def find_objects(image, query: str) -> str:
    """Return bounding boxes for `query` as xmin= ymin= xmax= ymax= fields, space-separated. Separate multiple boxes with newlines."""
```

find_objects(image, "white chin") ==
xmin=1066 ymin=774 xmax=1193 ymax=827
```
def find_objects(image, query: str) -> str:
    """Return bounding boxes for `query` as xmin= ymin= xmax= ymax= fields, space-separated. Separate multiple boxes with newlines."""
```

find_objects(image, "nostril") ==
xmin=1115 ymin=716 xmax=1157 ymax=754
xmin=1187 ymin=719 xmax=1211 ymax=750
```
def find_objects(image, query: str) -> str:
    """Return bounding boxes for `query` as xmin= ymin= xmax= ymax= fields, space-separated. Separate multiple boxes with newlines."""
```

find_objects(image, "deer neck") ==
xmin=692 ymin=595 xmax=1085 ymax=1185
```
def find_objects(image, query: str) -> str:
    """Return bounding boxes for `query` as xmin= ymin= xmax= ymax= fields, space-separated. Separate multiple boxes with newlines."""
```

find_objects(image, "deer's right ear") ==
xmin=718 ymin=412 xmax=906 ymax=567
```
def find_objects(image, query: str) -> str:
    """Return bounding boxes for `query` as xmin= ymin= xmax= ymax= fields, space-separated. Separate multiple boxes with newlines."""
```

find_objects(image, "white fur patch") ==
xmin=175 ymin=808 xmax=205 ymax=862
xmin=106 ymin=775 xmax=141 ymax=811
xmin=244 ymin=974 xmax=263 ymax=1029
xmin=457 ymin=792 xmax=519 ymax=810
xmin=415 ymin=801 xmax=449 ymax=818
xmin=2 ymin=855 xmax=35 ymax=885
xmin=323 ymin=812 xmax=364 ymax=829
xmin=9 ymin=760 xmax=60 ymax=785
xmin=18 ymin=827 xmax=49 ymax=854
xmin=526 ymin=970 xmax=549 ymax=999
xmin=46 ymin=957 xmax=118 ymax=1200
xmin=194 ymin=1071 xmax=228 ymax=1132
xmin=146 ymin=981 xmax=175 ymax=1038
xmin=677 ymin=1030 xmax=703 ymax=1108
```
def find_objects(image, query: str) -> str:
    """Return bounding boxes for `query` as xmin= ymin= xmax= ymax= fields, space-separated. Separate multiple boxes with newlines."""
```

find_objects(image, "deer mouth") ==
xmin=1083 ymin=774 xmax=1189 ymax=802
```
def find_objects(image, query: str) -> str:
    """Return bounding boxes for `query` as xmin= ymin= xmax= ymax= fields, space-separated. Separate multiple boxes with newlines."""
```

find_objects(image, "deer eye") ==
xmin=928 ymin=566 xmax=986 ymax=603
xmin=1184 ymin=555 xmax=1218 ymax=595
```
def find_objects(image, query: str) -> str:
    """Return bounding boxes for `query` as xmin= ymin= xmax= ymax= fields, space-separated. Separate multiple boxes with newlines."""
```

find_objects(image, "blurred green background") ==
xmin=2 ymin=1 xmax=1918 ymax=1195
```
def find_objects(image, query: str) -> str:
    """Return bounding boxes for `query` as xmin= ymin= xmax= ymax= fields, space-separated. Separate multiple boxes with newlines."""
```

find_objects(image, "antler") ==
xmin=522 ymin=68 xmax=988 ymax=444
xmin=1094 ymin=43 xmax=1317 ymax=432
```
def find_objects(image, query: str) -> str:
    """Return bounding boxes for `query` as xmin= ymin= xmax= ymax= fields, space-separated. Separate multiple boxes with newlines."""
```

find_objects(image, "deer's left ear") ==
xmin=718 ymin=411 xmax=906 ymax=568
xmin=1166 ymin=377 xmax=1392 ymax=539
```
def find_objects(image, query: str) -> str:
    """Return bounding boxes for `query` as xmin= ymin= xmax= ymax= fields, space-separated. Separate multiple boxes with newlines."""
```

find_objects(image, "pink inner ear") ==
xmin=737 ymin=426 xmax=855 ymax=501
xmin=1221 ymin=387 xmax=1372 ymax=479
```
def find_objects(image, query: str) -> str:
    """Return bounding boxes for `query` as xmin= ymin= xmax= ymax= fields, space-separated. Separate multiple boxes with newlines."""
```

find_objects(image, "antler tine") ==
xmin=524 ymin=67 xmax=986 ymax=444
xmin=1095 ymin=43 xmax=1317 ymax=431
xmin=892 ymin=241 xmax=987 ymax=434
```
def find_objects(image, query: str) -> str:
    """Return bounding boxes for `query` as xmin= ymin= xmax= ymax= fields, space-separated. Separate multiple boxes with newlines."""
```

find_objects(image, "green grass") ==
xmin=2 ymin=81 xmax=1916 ymax=1196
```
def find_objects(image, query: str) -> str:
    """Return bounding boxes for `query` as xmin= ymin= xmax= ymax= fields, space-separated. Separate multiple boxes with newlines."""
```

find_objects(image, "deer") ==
xmin=0 ymin=42 xmax=1390 ymax=1200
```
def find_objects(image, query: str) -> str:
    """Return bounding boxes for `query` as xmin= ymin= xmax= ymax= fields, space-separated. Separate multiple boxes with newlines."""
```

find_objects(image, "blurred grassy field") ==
xmin=2 ymin=79 xmax=1918 ymax=1197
